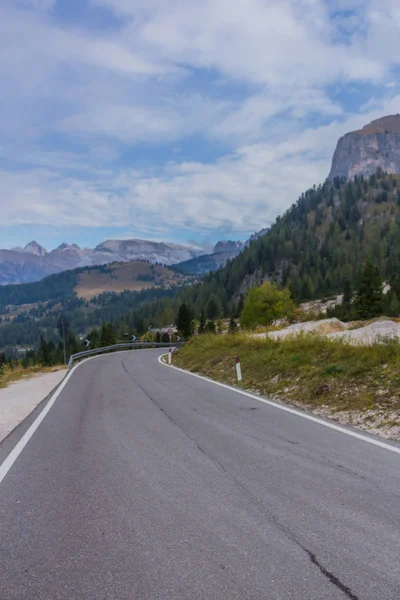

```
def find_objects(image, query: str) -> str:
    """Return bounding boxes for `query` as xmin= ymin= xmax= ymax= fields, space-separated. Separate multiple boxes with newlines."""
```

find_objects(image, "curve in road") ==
xmin=1 ymin=349 xmax=399 ymax=599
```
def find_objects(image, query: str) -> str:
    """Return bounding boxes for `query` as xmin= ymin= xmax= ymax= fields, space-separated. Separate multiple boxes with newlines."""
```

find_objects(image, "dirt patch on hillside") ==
xmin=75 ymin=261 xmax=179 ymax=300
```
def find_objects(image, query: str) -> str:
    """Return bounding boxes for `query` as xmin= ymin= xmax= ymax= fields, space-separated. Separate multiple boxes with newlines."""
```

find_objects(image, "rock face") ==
xmin=213 ymin=240 xmax=243 ymax=253
xmin=329 ymin=115 xmax=400 ymax=181
xmin=11 ymin=241 xmax=48 ymax=256
xmin=93 ymin=239 xmax=200 ymax=265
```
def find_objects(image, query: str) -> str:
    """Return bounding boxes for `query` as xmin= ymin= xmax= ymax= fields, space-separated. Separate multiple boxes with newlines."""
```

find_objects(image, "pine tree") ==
xmin=198 ymin=312 xmax=206 ymax=334
xmin=355 ymin=260 xmax=383 ymax=319
xmin=228 ymin=317 xmax=238 ymax=334
xmin=0 ymin=352 xmax=6 ymax=374
xmin=176 ymin=303 xmax=194 ymax=339
xmin=343 ymin=280 xmax=351 ymax=304
xmin=100 ymin=323 xmax=108 ymax=347
xmin=88 ymin=327 xmax=100 ymax=349
xmin=389 ymin=294 xmax=400 ymax=317
xmin=341 ymin=279 xmax=352 ymax=319
xmin=100 ymin=322 xmax=117 ymax=346
xmin=38 ymin=336 xmax=50 ymax=366
xmin=105 ymin=323 xmax=117 ymax=345
xmin=301 ymin=276 xmax=314 ymax=300
xmin=206 ymin=294 xmax=223 ymax=320
xmin=205 ymin=320 xmax=216 ymax=333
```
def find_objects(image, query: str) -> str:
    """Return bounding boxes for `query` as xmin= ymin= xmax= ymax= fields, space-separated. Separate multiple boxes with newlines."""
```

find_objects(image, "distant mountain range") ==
xmin=0 ymin=239 xmax=203 ymax=285
xmin=0 ymin=234 xmax=264 ymax=285
xmin=173 ymin=240 xmax=245 ymax=275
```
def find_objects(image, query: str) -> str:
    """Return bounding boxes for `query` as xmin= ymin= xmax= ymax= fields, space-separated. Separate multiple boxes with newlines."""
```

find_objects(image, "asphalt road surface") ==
xmin=1 ymin=350 xmax=399 ymax=599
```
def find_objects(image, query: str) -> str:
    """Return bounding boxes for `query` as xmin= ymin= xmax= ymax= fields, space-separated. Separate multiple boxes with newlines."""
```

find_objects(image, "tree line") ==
xmin=3 ymin=170 xmax=400 ymax=356
xmin=1 ymin=255 xmax=394 ymax=376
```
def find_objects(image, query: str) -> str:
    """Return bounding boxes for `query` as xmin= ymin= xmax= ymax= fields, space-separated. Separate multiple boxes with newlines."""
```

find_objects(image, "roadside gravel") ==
xmin=0 ymin=370 xmax=66 ymax=442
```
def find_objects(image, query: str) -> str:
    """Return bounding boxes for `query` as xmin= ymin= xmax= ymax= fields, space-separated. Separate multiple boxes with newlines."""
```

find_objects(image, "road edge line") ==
xmin=0 ymin=348 xmax=161 ymax=484
xmin=158 ymin=354 xmax=400 ymax=456
xmin=0 ymin=362 xmax=86 ymax=484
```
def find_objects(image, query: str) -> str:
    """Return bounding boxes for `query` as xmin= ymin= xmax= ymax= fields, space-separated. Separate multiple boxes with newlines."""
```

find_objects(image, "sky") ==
xmin=2 ymin=0 xmax=400 ymax=251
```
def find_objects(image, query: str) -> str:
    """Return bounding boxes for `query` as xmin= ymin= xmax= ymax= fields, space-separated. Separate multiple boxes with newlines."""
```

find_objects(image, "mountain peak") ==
xmin=24 ymin=241 xmax=47 ymax=256
xmin=55 ymin=242 xmax=80 ymax=251
xmin=329 ymin=114 xmax=400 ymax=181
xmin=213 ymin=240 xmax=243 ymax=253
xmin=354 ymin=114 xmax=400 ymax=136
xmin=0 ymin=237 xmax=203 ymax=285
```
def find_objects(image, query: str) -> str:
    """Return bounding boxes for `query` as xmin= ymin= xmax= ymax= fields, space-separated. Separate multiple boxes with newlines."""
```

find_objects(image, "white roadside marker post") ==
xmin=168 ymin=327 xmax=174 ymax=364
xmin=236 ymin=356 xmax=242 ymax=382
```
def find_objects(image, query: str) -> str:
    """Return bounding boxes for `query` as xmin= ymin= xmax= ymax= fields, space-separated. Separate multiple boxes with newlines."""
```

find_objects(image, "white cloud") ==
xmin=0 ymin=7 xmax=169 ymax=79
xmin=1 ymin=0 xmax=400 ymax=242
xmin=92 ymin=0 xmax=385 ymax=86
xmin=4 ymin=98 xmax=400 ymax=238
xmin=58 ymin=95 xmax=232 ymax=144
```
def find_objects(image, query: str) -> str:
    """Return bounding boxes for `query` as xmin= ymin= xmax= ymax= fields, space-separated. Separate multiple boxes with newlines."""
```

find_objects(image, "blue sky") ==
xmin=1 ymin=0 xmax=400 ymax=251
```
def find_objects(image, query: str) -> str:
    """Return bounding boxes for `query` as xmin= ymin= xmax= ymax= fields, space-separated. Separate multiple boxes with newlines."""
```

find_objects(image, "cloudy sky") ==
xmin=1 ymin=0 xmax=400 ymax=250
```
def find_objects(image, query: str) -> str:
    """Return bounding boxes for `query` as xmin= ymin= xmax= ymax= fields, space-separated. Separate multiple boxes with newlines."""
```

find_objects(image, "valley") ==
xmin=3 ymin=6 xmax=400 ymax=600
xmin=2 ymin=116 xmax=400 ymax=434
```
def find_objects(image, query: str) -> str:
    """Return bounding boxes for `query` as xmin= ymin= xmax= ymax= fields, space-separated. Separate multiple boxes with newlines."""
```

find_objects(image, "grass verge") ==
xmin=0 ymin=364 xmax=65 ymax=389
xmin=173 ymin=333 xmax=400 ymax=440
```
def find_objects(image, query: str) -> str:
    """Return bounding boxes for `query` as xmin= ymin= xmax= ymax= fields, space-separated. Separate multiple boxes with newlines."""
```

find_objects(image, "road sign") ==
xmin=167 ymin=328 xmax=173 ymax=336
xmin=176 ymin=336 xmax=181 ymax=342
xmin=131 ymin=335 xmax=137 ymax=342
xmin=84 ymin=339 xmax=91 ymax=348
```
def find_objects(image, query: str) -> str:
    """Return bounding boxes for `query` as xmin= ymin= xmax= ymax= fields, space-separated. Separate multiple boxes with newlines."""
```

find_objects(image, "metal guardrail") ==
xmin=68 ymin=342 xmax=183 ymax=368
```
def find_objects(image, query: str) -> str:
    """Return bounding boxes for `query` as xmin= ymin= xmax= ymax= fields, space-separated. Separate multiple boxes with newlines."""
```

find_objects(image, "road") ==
xmin=0 ymin=350 xmax=399 ymax=599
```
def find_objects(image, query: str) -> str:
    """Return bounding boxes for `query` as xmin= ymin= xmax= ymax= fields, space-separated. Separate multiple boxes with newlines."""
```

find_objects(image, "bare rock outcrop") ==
xmin=329 ymin=115 xmax=400 ymax=180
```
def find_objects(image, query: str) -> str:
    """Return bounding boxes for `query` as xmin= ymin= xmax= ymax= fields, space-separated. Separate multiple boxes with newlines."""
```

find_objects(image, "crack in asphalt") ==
xmin=121 ymin=358 xmax=360 ymax=600
xmin=299 ymin=546 xmax=360 ymax=600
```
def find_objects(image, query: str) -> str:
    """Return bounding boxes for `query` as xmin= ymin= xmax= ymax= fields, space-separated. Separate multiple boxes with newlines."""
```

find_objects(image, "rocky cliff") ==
xmin=212 ymin=240 xmax=243 ymax=253
xmin=329 ymin=115 xmax=400 ymax=181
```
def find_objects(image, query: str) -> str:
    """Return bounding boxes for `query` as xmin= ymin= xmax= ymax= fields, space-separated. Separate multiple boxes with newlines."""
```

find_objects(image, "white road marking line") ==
xmin=0 ymin=348 xmax=156 ymax=485
xmin=158 ymin=354 xmax=400 ymax=456
xmin=2 ymin=347 xmax=398 ymax=487
xmin=0 ymin=364 xmax=79 ymax=484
